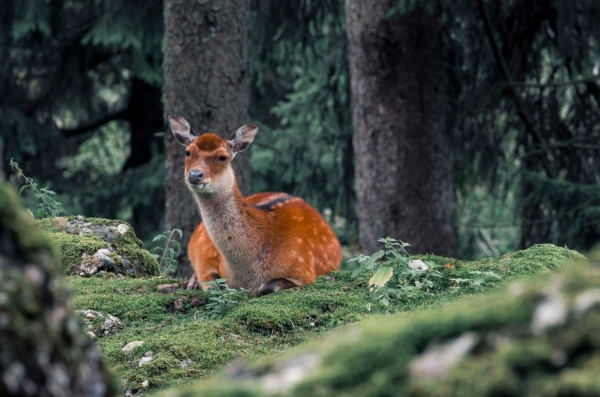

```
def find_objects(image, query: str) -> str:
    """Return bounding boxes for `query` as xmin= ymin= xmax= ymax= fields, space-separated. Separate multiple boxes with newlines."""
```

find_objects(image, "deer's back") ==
xmin=188 ymin=192 xmax=341 ymax=288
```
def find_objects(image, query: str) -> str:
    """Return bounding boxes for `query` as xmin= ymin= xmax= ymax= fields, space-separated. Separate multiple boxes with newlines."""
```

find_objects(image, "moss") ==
xmin=64 ymin=243 xmax=581 ymax=395
xmin=0 ymin=182 xmax=119 ymax=396
xmin=38 ymin=216 xmax=159 ymax=276
xmin=159 ymin=262 xmax=600 ymax=397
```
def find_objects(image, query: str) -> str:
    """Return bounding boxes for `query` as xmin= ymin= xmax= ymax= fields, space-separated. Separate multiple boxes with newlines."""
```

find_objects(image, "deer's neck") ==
xmin=192 ymin=183 xmax=263 ymax=288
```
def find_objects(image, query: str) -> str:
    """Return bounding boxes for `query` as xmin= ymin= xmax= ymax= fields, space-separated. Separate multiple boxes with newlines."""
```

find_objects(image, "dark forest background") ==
xmin=1 ymin=0 xmax=599 ymax=274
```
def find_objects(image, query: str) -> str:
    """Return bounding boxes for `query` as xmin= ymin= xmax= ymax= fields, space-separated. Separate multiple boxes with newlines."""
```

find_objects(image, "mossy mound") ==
xmin=64 ymin=243 xmax=581 ymax=395
xmin=158 ymin=263 xmax=600 ymax=397
xmin=0 ymin=182 xmax=118 ymax=396
xmin=37 ymin=216 xmax=159 ymax=277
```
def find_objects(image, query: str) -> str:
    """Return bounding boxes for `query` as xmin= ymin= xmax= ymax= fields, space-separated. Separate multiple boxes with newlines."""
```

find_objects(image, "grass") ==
xmin=65 ymin=243 xmax=582 ymax=395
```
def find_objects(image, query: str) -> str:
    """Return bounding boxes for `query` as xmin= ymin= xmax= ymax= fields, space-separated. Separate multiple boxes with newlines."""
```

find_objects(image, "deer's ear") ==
xmin=229 ymin=123 xmax=259 ymax=158
xmin=168 ymin=113 xmax=195 ymax=146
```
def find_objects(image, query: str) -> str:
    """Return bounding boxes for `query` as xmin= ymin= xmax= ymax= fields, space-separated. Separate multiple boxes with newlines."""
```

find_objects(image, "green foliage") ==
xmin=351 ymin=237 xmax=505 ymax=309
xmin=1 ymin=0 xmax=165 ymax=243
xmin=202 ymin=279 xmax=248 ymax=319
xmin=9 ymin=158 xmax=66 ymax=218
xmin=57 ymin=121 xmax=131 ymax=181
xmin=350 ymin=238 xmax=440 ymax=308
xmin=151 ymin=229 xmax=183 ymax=277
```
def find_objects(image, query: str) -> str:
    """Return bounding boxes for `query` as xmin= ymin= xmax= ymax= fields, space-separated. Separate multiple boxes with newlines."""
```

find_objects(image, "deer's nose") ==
xmin=187 ymin=170 xmax=204 ymax=184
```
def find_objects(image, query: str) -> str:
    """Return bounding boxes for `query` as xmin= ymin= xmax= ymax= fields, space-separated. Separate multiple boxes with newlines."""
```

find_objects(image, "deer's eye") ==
xmin=217 ymin=156 xmax=228 ymax=162
xmin=185 ymin=150 xmax=191 ymax=157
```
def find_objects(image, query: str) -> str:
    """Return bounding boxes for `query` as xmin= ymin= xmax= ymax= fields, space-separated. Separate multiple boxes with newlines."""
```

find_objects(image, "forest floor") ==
xmin=65 ymin=244 xmax=579 ymax=395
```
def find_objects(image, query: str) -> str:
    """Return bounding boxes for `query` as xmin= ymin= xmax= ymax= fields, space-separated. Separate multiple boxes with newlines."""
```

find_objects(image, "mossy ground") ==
xmin=38 ymin=216 xmax=159 ymax=276
xmin=65 ymin=243 xmax=581 ymax=395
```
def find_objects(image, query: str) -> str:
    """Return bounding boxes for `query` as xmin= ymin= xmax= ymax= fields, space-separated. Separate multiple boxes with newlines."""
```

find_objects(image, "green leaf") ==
xmin=369 ymin=266 xmax=394 ymax=289
xmin=379 ymin=296 xmax=390 ymax=307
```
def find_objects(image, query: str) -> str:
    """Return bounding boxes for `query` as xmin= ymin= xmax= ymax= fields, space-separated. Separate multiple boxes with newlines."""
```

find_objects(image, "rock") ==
xmin=37 ymin=216 xmax=159 ymax=277
xmin=573 ymin=288 xmax=600 ymax=316
xmin=102 ymin=315 xmax=123 ymax=335
xmin=122 ymin=341 xmax=145 ymax=355
xmin=173 ymin=297 xmax=187 ymax=311
xmin=78 ymin=310 xmax=124 ymax=337
xmin=141 ymin=380 xmax=149 ymax=388
xmin=0 ymin=182 xmax=118 ymax=396
xmin=180 ymin=359 xmax=193 ymax=368
xmin=139 ymin=352 xmax=154 ymax=367
xmin=410 ymin=332 xmax=479 ymax=379
xmin=117 ymin=224 xmax=129 ymax=235
xmin=408 ymin=259 xmax=430 ymax=271
xmin=158 ymin=283 xmax=181 ymax=293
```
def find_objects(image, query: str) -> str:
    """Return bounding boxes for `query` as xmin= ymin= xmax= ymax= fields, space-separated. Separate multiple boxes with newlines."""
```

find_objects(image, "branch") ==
xmin=507 ymin=76 xmax=600 ymax=88
xmin=477 ymin=0 xmax=556 ymax=178
xmin=58 ymin=108 xmax=128 ymax=137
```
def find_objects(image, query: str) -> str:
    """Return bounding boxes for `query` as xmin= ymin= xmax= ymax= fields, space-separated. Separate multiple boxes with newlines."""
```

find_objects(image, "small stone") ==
xmin=117 ymin=224 xmax=129 ymax=234
xmin=410 ymin=332 xmax=479 ymax=379
xmin=101 ymin=314 xmax=123 ymax=335
xmin=180 ymin=358 xmax=193 ymax=368
xmin=139 ymin=356 xmax=153 ymax=367
xmin=173 ymin=297 xmax=187 ymax=311
xmin=259 ymin=353 xmax=322 ymax=394
xmin=158 ymin=283 xmax=180 ymax=293
xmin=143 ymin=351 xmax=153 ymax=357
xmin=122 ymin=341 xmax=144 ymax=355
xmin=408 ymin=259 xmax=429 ymax=271
xmin=87 ymin=331 xmax=96 ymax=339
xmin=531 ymin=295 xmax=568 ymax=335
xmin=573 ymin=288 xmax=600 ymax=316
xmin=97 ymin=249 xmax=111 ymax=256
xmin=141 ymin=380 xmax=149 ymax=388
xmin=85 ymin=312 xmax=96 ymax=319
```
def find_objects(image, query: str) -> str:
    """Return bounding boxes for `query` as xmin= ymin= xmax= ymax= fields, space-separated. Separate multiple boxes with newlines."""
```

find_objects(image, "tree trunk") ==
xmin=163 ymin=0 xmax=251 ymax=277
xmin=345 ymin=3 xmax=458 ymax=256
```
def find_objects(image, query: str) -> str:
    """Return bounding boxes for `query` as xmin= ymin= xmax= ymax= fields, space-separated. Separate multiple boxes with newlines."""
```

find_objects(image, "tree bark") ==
xmin=345 ymin=3 xmax=458 ymax=256
xmin=163 ymin=0 xmax=251 ymax=277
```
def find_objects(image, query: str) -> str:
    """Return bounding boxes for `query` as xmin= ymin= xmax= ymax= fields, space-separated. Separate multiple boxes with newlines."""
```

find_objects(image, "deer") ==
xmin=167 ymin=113 xmax=342 ymax=296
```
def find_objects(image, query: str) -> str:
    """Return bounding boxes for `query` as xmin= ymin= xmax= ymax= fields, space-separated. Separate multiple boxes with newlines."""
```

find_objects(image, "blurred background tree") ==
xmin=1 ymin=0 xmax=599 ymax=268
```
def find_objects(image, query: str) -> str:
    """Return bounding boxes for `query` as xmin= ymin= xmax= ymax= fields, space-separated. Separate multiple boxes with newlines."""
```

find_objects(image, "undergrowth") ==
xmin=65 ymin=243 xmax=580 ymax=395
xmin=9 ymin=158 xmax=66 ymax=218
xmin=351 ymin=237 xmax=503 ymax=310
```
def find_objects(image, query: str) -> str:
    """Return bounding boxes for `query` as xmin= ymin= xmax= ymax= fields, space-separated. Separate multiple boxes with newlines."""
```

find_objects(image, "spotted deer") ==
xmin=168 ymin=114 xmax=342 ymax=296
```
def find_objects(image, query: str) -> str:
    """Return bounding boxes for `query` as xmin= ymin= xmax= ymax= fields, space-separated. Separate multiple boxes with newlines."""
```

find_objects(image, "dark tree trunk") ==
xmin=122 ymin=79 xmax=163 ymax=170
xmin=345 ymin=4 xmax=458 ymax=256
xmin=163 ymin=0 xmax=251 ymax=277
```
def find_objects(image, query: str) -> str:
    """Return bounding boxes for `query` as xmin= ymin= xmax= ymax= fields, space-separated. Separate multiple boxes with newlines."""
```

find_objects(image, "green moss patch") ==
xmin=38 ymin=216 xmax=159 ymax=276
xmin=64 ymin=243 xmax=581 ymax=395
xmin=159 ymin=262 xmax=600 ymax=397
